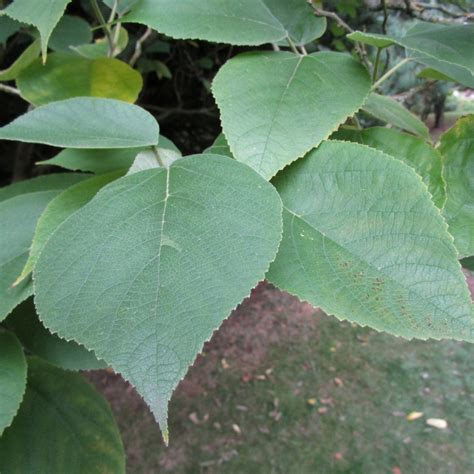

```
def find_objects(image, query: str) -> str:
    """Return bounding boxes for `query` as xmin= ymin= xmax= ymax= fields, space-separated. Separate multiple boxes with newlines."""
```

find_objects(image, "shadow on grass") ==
xmin=88 ymin=284 xmax=474 ymax=474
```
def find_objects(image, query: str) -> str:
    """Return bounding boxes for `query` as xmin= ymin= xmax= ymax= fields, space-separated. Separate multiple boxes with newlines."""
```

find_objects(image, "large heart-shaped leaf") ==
xmin=213 ymin=51 xmax=371 ymax=179
xmin=0 ymin=332 xmax=26 ymax=435
xmin=5 ymin=299 xmax=106 ymax=371
xmin=125 ymin=0 xmax=324 ymax=46
xmin=2 ymin=0 xmax=72 ymax=59
xmin=34 ymin=154 xmax=283 ymax=440
xmin=333 ymin=126 xmax=445 ymax=207
xmin=17 ymin=53 xmax=143 ymax=105
xmin=0 ymin=357 xmax=125 ymax=473
xmin=439 ymin=115 xmax=474 ymax=258
xmin=267 ymin=140 xmax=473 ymax=342
xmin=0 ymin=174 xmax=86 ymax=322
xmin=0 ymin=98 xmax=159 ymax=148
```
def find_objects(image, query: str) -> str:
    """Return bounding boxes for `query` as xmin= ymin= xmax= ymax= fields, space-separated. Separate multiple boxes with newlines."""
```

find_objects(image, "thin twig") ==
xmin=372 ymin=47 xmax=382 ymax=83
xmin=372 ymin=57 xmax=412 ymax=90
xmin=286 ymin=37 xmax=300 ymax=55
xmin=90 ymin=0 xmax=114 ymax=56
xmin=129 ymin=27 xmax=153 ymax=67
xmin=0 ymin=83 xmax=21 ymax=96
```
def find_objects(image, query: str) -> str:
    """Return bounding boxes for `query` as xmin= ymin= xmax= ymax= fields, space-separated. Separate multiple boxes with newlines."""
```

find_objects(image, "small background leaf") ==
xmin=0 ymin=357 xmax=125 ymax=473
xmin=17 ymin=53 xmax=143 ymax=105
xmin=0 ymin=332 xmax=27 ymax=435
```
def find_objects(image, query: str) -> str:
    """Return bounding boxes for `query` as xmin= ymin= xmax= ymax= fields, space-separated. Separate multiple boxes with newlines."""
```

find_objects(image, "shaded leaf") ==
xmin=49 ymin=15 xmax=92 ymax=52
xmin=267 ymin=140 xmax=473 ymax=341
xmin=5 ymin=299 xmax=106 ymax=371
xmin=0 ymin=97 xmax=159 ymax=148
xmin=0 ymin=357 xmax=125 ymax=473
xmin=18 ymin=172 xmax=122 ymax=282
xmin=0 ymin=39 xmax=40 ymax=82
xmin=439 ymin=115 xmax=474 ymax=258
xmin=72 ymin=27 xmax=129 ymax=59
xmin=34 ymin=154 xmax=283 ymax=440
xmin=0 ymin=174 xmax=86 ymax=320
xmin=213 ymin=51 xmax=371 ymax=179
xmin=17 ymin=53 xmax=143 ymax=105
xmin=362 ymin=93 xmax=430 ymax=140
xmin=0 ymin=332 xmax=26 ymax=435
xmin=3 ymin=0 xmax=72 ymax=59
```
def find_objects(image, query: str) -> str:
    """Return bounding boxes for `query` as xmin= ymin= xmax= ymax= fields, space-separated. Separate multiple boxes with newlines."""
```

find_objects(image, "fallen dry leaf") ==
xmin=426 ymin=418 xmax=448 ymax=429
xmin=318 ymin=407 xmax=328 ymax=414
xmin=392 ymin=467 xmax=402 ymax=474
xmin=307 ymin=398 xmax=317 ymax=406
xmin=221 ymin=358 xmax=230 ymax=369
xmin=232 ymin=423 xmax=242 ymax=435
xmin=406 ymin=411 xmax=423 ymax=421
xmin=334 ymin=377 xmax=344 ymax=387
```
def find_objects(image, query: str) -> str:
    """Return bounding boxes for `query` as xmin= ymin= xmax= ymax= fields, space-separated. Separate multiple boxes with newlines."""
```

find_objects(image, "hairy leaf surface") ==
xmin=0 ymin=332 xmax=26 ymax=435
xmin=439 ymin=115 xmax=474 ymax=258
xmin=213 ymin=51 xmax=371 ymax=179
xmin=17 ymin=53 xmax=143 ymax=105
xmin=125 ymin=0 xmax=323 ymax=46
xmin=34 ymin=154 xmax=283 ymax=440
xmin=333 ymin=127 xmax=445 ymax=207
xmin=267 ymin=141 xmax=473 ymax=341
xmin=0 ymin=98 xmax=159 ymax=148
xmin=0 ymin=358 xmax=125 ymax=473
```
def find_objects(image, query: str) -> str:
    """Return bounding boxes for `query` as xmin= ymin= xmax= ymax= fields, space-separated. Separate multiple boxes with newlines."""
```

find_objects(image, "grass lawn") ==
xmin=90 ymin=285 xmax=474 ymax=473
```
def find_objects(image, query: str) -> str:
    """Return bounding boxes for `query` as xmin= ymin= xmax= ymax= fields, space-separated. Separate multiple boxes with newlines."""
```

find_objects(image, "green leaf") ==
xmin=0 ymin=174 xmax=87 ymax=321
xmin=205 ymin=133 xmax=233 ymax=158
xmin=0 ymin=39 xmax=40 ymax=82
xmin=39 ymin=135 xmax=177 ymax=174
xmin=39 ymin=148 xmax=142 ymax=173
xmin=0 ymin=173 xmax=86 ymax=203
xmin=5 ymin=299 xmax=106 ymax=371
xmin=347 ymin=31 xmax=396 ymax=49
xmin=0 ymin=98 xmax=159 ymax=148
xmin=127 ymin=137 xmax=182 ymax=175
xmin=34 ymin=154 xmax=283 ymax=440
xmin=333 ymin=126 xmax=446 ymax=208
xmin=48 ymin=15 xmax=92 ymax=52
xmin=72 ymin=27 xmax=129 ymax=59
xmin=349 ymin=22 xmax=474 ymax=87
xmin=103 ymin=0 xmax=138 ymax=15
xmin=439 ymin=115 xmax=474 ymax=258
xmin=461 ymin=256 xmax=474 ymax=272
xmin=125 ymin=0 xmax=322 ymax=46
xmin=0 ymin=357 xmax=125 ymax=473
xmin=0 ymin=16 xmax=22 ymax=44
xmin=0 ymin=332 xmax=26 ymax=436
xmin=213 ymin=51 xmax=371 ymax=179
xmin=362 ymin=93 xmax=430 ymax=140
xmin=18 ymin=172 xmax=123 ymax=282
xmin=3 ymin=0 xmax=72 ymax=59
xmin=267 ymin=140 xmax=473 ymax=342
xmin=17 ymin=53 xmax=143 ymax=106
